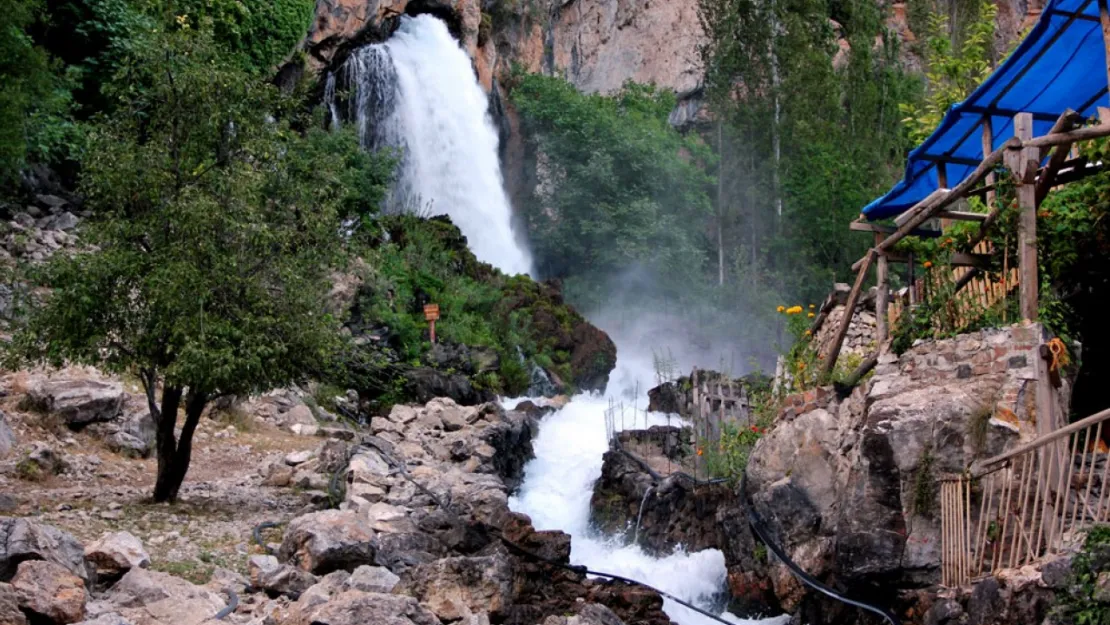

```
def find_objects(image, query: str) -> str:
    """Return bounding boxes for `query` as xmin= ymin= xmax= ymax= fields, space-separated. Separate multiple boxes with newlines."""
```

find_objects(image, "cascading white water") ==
xmin=509 ymin=359 xmax=789 ymax=625
xmin=333 ymin=15 xmax=532 ymax=276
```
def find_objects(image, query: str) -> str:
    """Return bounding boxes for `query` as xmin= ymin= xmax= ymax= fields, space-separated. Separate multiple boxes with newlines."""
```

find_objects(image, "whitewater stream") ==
xmin=334 ymin=14 xmax=787 ymax=624
xmin=509 ymin=358 xmax=788 ymax=625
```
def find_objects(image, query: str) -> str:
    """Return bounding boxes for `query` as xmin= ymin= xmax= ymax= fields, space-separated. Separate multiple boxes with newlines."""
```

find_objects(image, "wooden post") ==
xmin=1006 ymin=113 xmax=1040 ymax=321
xmin=875 ymin=233 xmax=889 ymax=345
xmin=907 ymin=252 xmax=917 ymax=306
xmin=982 ymin=117 xmax=996 ymax=210
xmin=1100 ymin=0 xmax=1110 ymax=91
xmin=822 ymin=249 xmax=876 ymax=378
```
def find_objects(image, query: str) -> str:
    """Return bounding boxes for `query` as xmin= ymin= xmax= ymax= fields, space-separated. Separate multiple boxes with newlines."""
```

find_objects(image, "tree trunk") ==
xmin=152 ymin=388 xmax=207 ymax=503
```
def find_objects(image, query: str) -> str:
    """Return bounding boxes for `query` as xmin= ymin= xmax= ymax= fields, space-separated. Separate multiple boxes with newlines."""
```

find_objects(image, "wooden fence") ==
xmin=939 ymin=407 xmax=1110 ymax=587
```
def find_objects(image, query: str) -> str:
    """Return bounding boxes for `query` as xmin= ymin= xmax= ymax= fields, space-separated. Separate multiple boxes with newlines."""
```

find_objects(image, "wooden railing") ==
xmin=939 ymin=408 xmax=1110 ymax=587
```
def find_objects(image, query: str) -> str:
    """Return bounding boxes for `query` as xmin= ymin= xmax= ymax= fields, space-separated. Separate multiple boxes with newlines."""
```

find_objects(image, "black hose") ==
xmin=740 ymin=472 xmax=901 ymax=625
xmin=253 ymin=521 xmax=280 ymax=555
xmin=213 ymin=588 xmax=239 ymax=619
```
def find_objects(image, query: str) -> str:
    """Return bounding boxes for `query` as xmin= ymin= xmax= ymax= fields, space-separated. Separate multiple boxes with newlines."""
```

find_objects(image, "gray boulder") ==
xmin=23 ymin=378 xmax=125 ymax=428
xmin=278 ymin=510 xmax=377 ymax=575
xmin=0 ymin=517 xmax=89 ymax=582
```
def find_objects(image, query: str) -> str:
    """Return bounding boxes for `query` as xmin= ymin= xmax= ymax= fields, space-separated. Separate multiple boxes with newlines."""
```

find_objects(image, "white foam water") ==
xmin=509 ymin=367 xmax=788 ymax=625
xmin=334 ymin=15 xmax=532 ymax=276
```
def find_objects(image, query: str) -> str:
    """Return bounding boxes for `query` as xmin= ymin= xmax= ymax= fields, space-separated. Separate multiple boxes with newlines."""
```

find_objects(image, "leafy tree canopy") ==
xmin=6 ymin=26 xmax=391 ymax=501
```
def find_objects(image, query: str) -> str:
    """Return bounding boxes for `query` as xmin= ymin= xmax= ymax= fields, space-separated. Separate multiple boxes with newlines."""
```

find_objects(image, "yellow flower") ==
xmin=804 ymin=329 xmax=812 ymax=336
xmin=175 ymin=14 xmax=189 ymax=26
xmin=809 ymin=304 xmax=815 ymax=309
xmin=777 ymin=305 xmax=785 ymax=313
xmin=786 ymin=305 xmax=803 ymax=315
xmin=807 ymin=312 xmax=815 ymax=318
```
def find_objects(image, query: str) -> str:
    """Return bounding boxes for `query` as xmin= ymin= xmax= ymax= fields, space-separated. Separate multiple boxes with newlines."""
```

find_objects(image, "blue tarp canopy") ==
xmin=863 ymin=0 xmax=1109 ymax=220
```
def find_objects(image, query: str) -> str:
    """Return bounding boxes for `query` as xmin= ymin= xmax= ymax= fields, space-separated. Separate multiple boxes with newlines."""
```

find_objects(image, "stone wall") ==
xmin=810 ymin=283 xmax=880 ymax=366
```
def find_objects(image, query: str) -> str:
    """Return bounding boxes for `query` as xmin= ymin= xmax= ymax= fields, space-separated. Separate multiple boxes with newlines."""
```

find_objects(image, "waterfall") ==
xmin=509 ymin=357 xmax=789 ymax=625
xmin=330 ymin=15 xmax=533 ymax=276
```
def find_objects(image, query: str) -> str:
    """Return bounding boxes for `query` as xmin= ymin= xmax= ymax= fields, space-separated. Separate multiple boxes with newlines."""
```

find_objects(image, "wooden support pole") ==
xmin=823 ymin=249 xmax=876 ymax=378
xmin=982 ymin=117 xmax=996 ymax=209
xmin=876 ymin=234 xmax=889 ymax=345
xmin=907 ymin=252 xmax=917 ymax=306
xmin=1100 ymin=0 xmax=1110 ymax=94
xmin=1007 ymin=113 xmax=1040 ymax=321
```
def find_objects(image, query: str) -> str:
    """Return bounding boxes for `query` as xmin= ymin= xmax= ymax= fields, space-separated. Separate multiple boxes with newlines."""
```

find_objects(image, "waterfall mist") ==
xmin=332 ymin=15 xmax=533 ymax=276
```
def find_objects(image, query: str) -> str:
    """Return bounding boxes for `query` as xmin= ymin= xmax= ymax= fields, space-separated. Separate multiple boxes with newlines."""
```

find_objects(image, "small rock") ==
xmin=35 ymin=194 xmax=68 ymax=209
xmin=290 ymin=423 xmax=318 ymax=437
xmin=12 ymin=560 xmax=87 ymax=624
xmin=262 ymin=464 xmax=294 ymax=487
xmin=343 ymin=565 xmax=399 ymax=594
xmin=285 ymin=450 xmax=314 ymax=466
xmin=20 ymin=442 xmax=68 ymax=477
xmin=0 ymin=412 xmax=14 ymax=460
xmin=84 ymin=532 xmax=150 ymax=576
xmin=0 ymin=496 xmax=17 ymax=513
xmin=49 ymin=212 xmax=79 ymax=231
xmin=73 ymin=615 xmax=134 ymax=625
xmin=248 ymin=555 xmax=317 ymax=597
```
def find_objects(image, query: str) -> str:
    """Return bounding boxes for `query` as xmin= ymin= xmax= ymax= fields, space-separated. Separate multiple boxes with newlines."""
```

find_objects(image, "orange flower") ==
xmin=923 ymin=261 xmax=933 ymax=269
xmin=696 ymin=448 xmax=704 ymax=457
xmin=1038 ymin=210 xmax=1050 ymax=218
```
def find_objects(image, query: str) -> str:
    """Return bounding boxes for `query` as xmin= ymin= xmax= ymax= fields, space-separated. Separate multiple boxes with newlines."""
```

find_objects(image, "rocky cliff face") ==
xmin=747 ymin=322 xmax=1066 ymax=623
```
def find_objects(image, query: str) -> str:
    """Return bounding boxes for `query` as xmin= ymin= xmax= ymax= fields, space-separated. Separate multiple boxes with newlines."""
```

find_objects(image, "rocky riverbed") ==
xmin=0 ymin=366 xmax=670 ymax=625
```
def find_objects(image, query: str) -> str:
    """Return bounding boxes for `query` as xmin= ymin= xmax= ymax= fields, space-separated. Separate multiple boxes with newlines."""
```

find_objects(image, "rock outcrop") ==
xmin=12 ymin=560 xmax=87 ymax=624
xmin=0 ymin=517 xmax=90 ymax=582
xmin=746 ymin=323 xmax=1063 ymax=622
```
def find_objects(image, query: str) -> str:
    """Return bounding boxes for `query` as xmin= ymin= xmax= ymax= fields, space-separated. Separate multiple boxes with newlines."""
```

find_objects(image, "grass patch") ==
xmin=968 ymin=404 xmax=992 ymax=457
xmin=912 ymin=447 xmax=937 ymax=518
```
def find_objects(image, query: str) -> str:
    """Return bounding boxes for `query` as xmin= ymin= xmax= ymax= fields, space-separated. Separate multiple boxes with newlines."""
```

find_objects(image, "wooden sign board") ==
xmin=424 ymin=304 xmax=440 ymax=321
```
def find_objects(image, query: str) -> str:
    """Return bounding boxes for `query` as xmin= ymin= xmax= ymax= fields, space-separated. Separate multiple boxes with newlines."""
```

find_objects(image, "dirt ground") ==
xmin=0 ymin=368 xmax=324 ymax=584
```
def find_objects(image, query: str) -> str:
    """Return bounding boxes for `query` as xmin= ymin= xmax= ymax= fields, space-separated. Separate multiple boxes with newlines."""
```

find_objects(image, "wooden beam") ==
xmin=1035 ymin=110 xmax=1083 ymax=204
xmin=1009 ymin=112 xmax=1040 ymax=322
xmin=823 ymin=250 xmax=876 ymax=378
xmin=936 ymin=210 xmax=988 ymax=222
xmin=950 ymin=252 xmax=991 ymax=269
xmin=849 ymin=221 xmax=943 ymax=237
xmin=1023 ymin=120 xmax=1110 ymax=149
xmin=851 ymin=142 xmax=1015 ymax=272
xmin=891 ymin=189 xmax=948 ymax=227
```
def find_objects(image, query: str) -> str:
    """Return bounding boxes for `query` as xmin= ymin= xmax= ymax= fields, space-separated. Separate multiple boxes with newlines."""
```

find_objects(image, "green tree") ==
xmin=7 ymin=29 xmax=378 ymax=502
xmin=0 ymin=0 xmax=67 ymax=183
xmin=510 ymin=75 xmax=714 ymax=307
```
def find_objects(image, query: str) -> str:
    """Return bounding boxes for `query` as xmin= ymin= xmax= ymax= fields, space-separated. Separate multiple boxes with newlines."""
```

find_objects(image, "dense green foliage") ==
xmin=1 ymin=0 xmax=313 ymax=186
xmin=700 ymin=0 xmax=919 ymax=304
xmin=1050 ymin=525 xmax=1110 ymax=625
xmin=335 ymin=214 xmax=613 ymax=405
xmin=5 ymin=28 xmax=391 ymax=500
xmin=171 ymin=0 xmax=315 ymax=72
xmin=511 ymin=74 xmax=714 ymax=303
xmin=0 ymin=0 xmax=79 ymax=182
